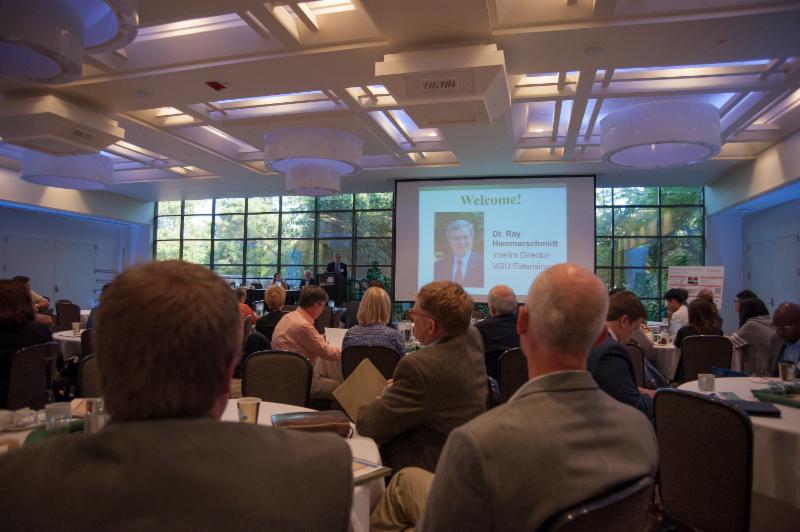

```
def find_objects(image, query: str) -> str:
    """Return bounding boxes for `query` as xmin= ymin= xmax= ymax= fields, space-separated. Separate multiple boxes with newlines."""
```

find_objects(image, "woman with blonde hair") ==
xmin=342 ymin=287 xmax=405 ymax=356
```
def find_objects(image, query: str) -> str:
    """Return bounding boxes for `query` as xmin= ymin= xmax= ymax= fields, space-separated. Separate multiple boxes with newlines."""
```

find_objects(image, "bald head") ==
xmin=773 ymin=302 xmax=800 ymax=343
xmin=488 ymin=285 xmax=517 ymax=316
xmin=521 ymin=263 xmax=608 ymax=362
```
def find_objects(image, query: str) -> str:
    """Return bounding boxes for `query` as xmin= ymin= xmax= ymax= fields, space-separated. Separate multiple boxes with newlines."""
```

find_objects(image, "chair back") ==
xmin=540 ymin=477 xmax=654 ymax=532
xmin=56 ymin=302 xmax=81 ymax=331
xmin=242 ymin=350 xmax=313 ymax=407
xmin=624 ymin=342 xmax=646 ymax=388
xmin=77 ymin=354 xmax=102 ymax=398
xmin=55 ymin=299 xmax=72 ymax=307
xmin=341 ymin=345 xmax=401 ymax=380
xmin=6 ymin=342 xmax=57 ymax=409
xmin=81 ymin=328 xmax=93 ymax=356
xmin=497 ymin=348 xmax=528 ymax=403
xmin=654 ymin=389 xmax=752 ymax=532
xmin=251 ymin=283 xmax=263 ymax=289
xmin=283 ymin=304 xmax=298 ymax=312
xmin=314 ymin=305 xmax=333 ymax=334
xmin=680 ymin=336 xmax=732 ymax=382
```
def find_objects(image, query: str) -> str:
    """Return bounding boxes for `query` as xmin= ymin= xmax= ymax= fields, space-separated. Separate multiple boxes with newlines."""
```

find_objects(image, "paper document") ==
xmin=325 ymin=327 xmax=346 ymax=348
xmin=333 ymin=358 xmax=387 ymax=421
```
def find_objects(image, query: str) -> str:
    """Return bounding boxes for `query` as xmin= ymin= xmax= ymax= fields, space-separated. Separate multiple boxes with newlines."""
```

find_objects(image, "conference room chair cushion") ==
xmin=242 ymin=350 xmax=313 ymax=407
xmin=77 ymin=354 xmax=102 ymax=398
xmin=341 ymin=345 xmax=401 ymax=380
xmin=497 ymin=348 xmax=528 ymax=403
xmin=679 ymin=336 xmax=732 ymax=383
xmin=539 ymin=476 xmax=654 ymax=532
xmin=6 ymin=342 xmax=57 ymax=410
xmin=624 ymin=342 xmax=646 ymax=388
xmin=654 ymin=389 xmax=751 ymax=532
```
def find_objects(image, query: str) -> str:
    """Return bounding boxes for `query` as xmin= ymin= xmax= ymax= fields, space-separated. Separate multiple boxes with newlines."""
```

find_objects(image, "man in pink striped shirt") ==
xmin=272 ymin=286 xmax=341 ymax=400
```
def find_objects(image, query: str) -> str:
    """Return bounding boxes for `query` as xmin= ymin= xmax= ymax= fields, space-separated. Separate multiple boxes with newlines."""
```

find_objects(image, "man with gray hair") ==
xmin=370 ymin=264 xmax=657 ymax=531
xmin=476 ymin=284 xmax=520 ymax=379
xmin=433 ymin=218 xmax=484 ymax=286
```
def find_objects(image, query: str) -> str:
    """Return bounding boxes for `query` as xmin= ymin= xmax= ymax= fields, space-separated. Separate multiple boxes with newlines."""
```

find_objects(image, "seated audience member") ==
xmin=727 ymin=297 xmax=780 ymax=375
xmin=342 ymin=287 xmax=405 ymax=356
xmin=370 ymin=264 xmax=658 ymax=531
xmin=772 ymin=302 xmax=800 ymax=373
xmin=12 ymin=275 xmax=52 ymax=327
xmin=299 ymin=270 xmax=317 ymax=287
xmin=475 ymin=284 xmax=520 ymax=379
xmin=255 ymin=285 xmax=287 ymax=342
xmin=673 ymin=297 xmax=723 ymax=349
xmin=341 ymin=280 xmax=385 ymax=329
xmin=236 ymin=287 xmax=257 ymax=326
xmin=664 ymin=288 xmax=689 ymax=336
xmin=588 ymin=291 xmax=654 ymax=419
xmin=735 ymin=289 xmax=758 ymax=317
xmin=271 ymin=286 xmax=341 ymax=400
xmin=357 ymin=281 xmax=487 ymax=473
xmin=0 ymin=261 xmax=352 ymax=530
xmin=696 ymin=288 xmax=723 ymax=329
xmin=271 ymin=272 xmax=288 ymax=290
xmin=0 ymin=280 xmax=53 ymax=408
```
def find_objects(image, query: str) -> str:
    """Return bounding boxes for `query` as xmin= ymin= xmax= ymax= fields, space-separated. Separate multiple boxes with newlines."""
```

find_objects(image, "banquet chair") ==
xmin=624 ymin=342 xmax=646 ymax=388
xmin=242 ymin=350 xmax=313 ymax=407
xmin=680 ymin=336 xmax=732 ymax=382
xmin=77 ymin=354 xmax=102 ymax=398
xmin=251 ymin=283 xmax=263 ymax=289
xmin=654 ymin=389 xmax=752 ymax=532
xmin=56 ymin=302 xmax=81 ymax=331
xmin=6 ymin=342 xmax=58 ymax=410
xmin=314 ymin=305 xmax=333 ymax=334
xmin=341 ymin=345 xmax=401 ymax=380
xmin=81 ymin=328 xmax=93 ymax=356
xmin=497 ymin=348 xmax=528 ymax=403
xmin=55 ymin=298 xmax=72 ymax=307
xmin=539 ymin=476 xmax=654 ymax=532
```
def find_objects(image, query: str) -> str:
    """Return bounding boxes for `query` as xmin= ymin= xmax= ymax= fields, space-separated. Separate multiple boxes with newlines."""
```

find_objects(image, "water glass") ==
xmin=778 ymin=362 xmax=797 ymax=383
xmin=698 ymin=373 xmax=715 ymax=392
xmin=71 ymin=322 xmax=81 ymax=336
xmin=237 ymin=397 xmax=261 ymax=424
xmin=84 ymin=398 xmax=108 ymax=434
xmin=45 ymin=402 xmax=72 ymax=432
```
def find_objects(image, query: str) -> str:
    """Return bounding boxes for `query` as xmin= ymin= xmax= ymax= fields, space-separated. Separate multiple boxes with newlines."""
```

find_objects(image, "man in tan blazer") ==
xmin=357 ymin=281 xmax=487 ymax=473
xmin=371 ymin=264 xmax=658 ymax=531
xmin=0 ymin=261 xmax=353 ymax=532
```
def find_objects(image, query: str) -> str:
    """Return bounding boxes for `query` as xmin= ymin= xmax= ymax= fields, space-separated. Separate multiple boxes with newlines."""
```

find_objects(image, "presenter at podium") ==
xmin=326 ymin=253 xmax=348 ymax=277
xmin=434 ymin=219 xmax=484 ymax=287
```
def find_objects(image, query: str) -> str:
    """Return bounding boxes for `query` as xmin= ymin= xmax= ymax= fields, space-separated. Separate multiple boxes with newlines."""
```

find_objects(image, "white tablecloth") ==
xmin=52 ymin=329 xmax=85 ymax=360
xmin=221 ymin=400 xmax=384 ymax=532
xmin=679 ymin=377 xmax=800 ymax=508
xmin=653 ymin=344 xmax=681 ymax=380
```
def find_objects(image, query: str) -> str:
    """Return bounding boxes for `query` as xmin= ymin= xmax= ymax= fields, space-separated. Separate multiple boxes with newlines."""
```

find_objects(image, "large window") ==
xmin=595 ymin=187 xmax=704 ymax=320
xmin=153 ymin=193 xmax=394 ymax=291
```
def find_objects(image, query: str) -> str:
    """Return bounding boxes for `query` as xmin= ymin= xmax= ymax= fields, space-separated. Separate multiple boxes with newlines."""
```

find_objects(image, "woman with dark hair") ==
xmin=0 ymin=279 xmax=53 ymax=408
xmin=674 ymin=297 xmax=723 ymax=349
xmin=728 ymin=297 xmax=778 ymax=374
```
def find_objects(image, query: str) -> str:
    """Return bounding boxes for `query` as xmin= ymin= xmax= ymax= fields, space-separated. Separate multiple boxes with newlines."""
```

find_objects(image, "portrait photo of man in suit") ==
xmin=433 ymin=217 xmax=484 ymax=287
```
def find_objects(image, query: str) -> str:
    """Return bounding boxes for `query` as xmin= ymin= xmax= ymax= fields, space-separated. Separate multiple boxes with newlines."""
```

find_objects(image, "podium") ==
xmin=318 ymin=272 xmax=346 ymax=305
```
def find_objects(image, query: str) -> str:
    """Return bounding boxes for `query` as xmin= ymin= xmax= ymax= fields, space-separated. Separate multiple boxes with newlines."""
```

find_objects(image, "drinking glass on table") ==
xmin=45 ymin=402 xmax=72 ymax=432
xmin=72 ymin=322 xmax=81 ymax=336
xmin=237 ymin=397 xmax=261 ymax=424
xmin=778 ymin=362 xmax=797 ymax=383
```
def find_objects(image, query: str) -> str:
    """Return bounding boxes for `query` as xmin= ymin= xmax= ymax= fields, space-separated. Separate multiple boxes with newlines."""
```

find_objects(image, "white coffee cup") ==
xmin=698 ymin=373 xmax=715 ymax=392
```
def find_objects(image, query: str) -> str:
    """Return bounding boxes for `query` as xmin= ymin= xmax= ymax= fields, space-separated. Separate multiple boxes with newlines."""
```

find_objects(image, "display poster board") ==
xmin=667 ymin=266 xmax=725 ymax=307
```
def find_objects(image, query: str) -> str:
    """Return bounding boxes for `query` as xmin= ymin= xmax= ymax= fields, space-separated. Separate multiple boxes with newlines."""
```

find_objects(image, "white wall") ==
xmin=0 ymin=166 xmax=153 ymax=224
xmin=706 ymin=129 xmax=800 ymax=215
xmin=741 ymin=199 xmax=800 ymax=311
xmin=0 ymin=205 xmax=152 ymax=305
xmin=705 ymin=213 xmax=743 ymax=333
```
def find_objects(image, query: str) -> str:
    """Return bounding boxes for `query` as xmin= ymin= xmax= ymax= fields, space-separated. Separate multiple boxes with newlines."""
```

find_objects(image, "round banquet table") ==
xmin=221 ymin=400 xmax=384 ymax=532
xmin=653 ymin=344 xmax=681 ymax=381
xmin=679 ymin=377 xmax=800 ymax=508
xmin=52 ymin=329 xmax=85 ymax=360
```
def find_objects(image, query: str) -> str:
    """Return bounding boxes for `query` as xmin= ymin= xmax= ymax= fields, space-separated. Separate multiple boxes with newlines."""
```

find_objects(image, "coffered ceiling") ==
xmin=1 ymin=0 xmax=799 ymax=200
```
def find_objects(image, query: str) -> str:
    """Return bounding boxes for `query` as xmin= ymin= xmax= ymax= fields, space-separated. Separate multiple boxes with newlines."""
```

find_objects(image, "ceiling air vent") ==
xmin=377 ymin=44 xmax=509 ymax=127
xmin=421 ymin=78 xmax=458 ymax=91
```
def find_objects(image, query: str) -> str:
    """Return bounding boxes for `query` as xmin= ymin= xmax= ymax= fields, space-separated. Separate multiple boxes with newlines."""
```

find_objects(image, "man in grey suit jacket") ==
xmin=357 ymin=281 xmax=487 ymax=473
xmin=371 ymin=264 xmax=658 ymax=531
xmin=0 ymin=261 xmax=353 ymax=532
